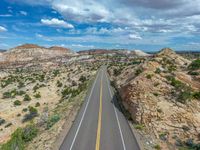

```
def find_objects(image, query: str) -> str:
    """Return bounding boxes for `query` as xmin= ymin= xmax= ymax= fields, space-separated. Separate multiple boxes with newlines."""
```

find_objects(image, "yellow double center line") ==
xmin=95 ymin=75 xmax=103 ymax=150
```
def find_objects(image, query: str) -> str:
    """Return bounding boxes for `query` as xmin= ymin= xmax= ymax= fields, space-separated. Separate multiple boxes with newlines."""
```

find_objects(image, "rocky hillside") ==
xmin=78 ymin=49 xmax=150 ymax=57
xmin=131 ymin=50 xmax=151 ymax=57
xmin=108 ymin=48 xmax=200 ymax=150
xmin=1 ymin=44 xmax=74 ymax=62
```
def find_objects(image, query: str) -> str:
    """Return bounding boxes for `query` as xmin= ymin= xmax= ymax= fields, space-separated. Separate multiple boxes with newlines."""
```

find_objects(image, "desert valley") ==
xmin=0 ymin=44 xmax=199 ymax=150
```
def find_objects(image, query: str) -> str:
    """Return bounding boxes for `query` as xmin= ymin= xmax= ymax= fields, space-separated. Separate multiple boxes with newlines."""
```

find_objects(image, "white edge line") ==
xmin=69 ymin=70 xmax=100 ymax=150
xmin=105 ymin=73 xmax=127 ymax=150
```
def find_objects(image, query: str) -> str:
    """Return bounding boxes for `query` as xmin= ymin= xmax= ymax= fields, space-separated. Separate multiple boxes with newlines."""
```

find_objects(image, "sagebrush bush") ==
xmin=14 ymin=100 xmax=21 ymax=106
xmin=23 ymin=94 xmax=31 ymax=101
xmin=46 ymin=114 xmax=60 ymax=129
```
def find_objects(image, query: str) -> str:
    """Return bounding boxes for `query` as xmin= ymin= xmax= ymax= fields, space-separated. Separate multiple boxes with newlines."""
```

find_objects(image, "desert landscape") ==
xmin=0 ymin=44 xmax=199 ymax=150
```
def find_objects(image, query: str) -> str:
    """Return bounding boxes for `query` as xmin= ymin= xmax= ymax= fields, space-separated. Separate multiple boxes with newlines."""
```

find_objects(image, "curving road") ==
xmin=59 ymin=66 xmax=140 ymax=150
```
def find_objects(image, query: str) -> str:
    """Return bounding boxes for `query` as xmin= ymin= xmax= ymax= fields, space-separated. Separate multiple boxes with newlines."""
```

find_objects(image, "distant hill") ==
xmin=1 ymin=44 xmax=74 ymax=62
xmin=78 ymin=49 xmax=150 ymax=57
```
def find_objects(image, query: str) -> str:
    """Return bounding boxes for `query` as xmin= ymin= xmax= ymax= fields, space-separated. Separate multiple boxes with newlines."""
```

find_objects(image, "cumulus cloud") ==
xmin=0 ymin=26 xmax=7 ymax=32
xmin=41 ymin=18 xmax=74 ymax=28
xmin=20 ymin=11 xmax=27 ymax=16
xmin=129 ymin=34 xmax=142 ymax=40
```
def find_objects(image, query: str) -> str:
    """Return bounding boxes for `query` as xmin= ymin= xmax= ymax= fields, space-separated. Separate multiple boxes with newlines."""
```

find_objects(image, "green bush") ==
xmin=22 ymin=106 xmax=38 ymax=122
xmin=1 ymin=128 xmax=24 ymax=150
xmin=0 ymin=118 xmax=6 ymax=125
xmin=57 ymin=80 xmax=63 ymax=87
xmin=3 ymin=89 xmax=18 ymax=99
xmin=3 ymin=91 xmax=12 ymax=99
xmin=134 ymin=124 xmax=144 ymax=130
xmin=188 ymin=59 xmax=200 ymax=70
xmin=154 ymin=144 xmax=161 ymax=150
xmin=113 ymin=68 xmax=121 ymax=76
xmin=22 ymin=125 xmax=38 ymax=142
xmin=188 ymin=71 xmax=199 ymax=76
xmin=14 ymin=100 xmax=21 ymax=106
xmin=1 ymin=125 xmax=38 ymax=150
xmin=53 ymin=70 xmax=60 ymax=77
xmin=22 ymin=108 xmax=28 ymax=112
xmin=193 ymin=92 xmax=200 ymax=100
xmin=177 ymin=91 xmax=193 ymax=104
xmin=18 ymin=90 xmax=26 ymax=96
xmin=34 ymin=92 xmax=41 ymax=98
xmin=135 ymin=68 xmax=143 ymax=76
xmin=46 ymin=114 xmax=60 ymax=129
xmin=18 ymin=81 xmax=25 ymax=88
xmin=146 ymin=74 xmax=153 ymax=79
xmin=35 ymin=102 xmax=40 ymax=107
xmin=23 ymin=94 xmax=31 ymax=101
xmin=79 ymin=75 xmax=87 ymax=82
xmin=155 ymin=68 xmax=161 ymax=74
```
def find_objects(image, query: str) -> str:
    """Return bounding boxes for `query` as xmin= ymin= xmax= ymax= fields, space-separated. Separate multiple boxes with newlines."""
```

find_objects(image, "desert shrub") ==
xmin=0 ymin=118 xmax=6 ymax=125
xmin=79 ymin=75 xmax=87 ymax=82
xmin=1 ymin=76 xmax=16 ymax=88
xmin=155 ymin=68 xmax=161 ymax=74
xmin=72 ymin=80 xmax=77 ymax=86
xmin=159 ymin=132 xmax=168 ymax=141
xmin=22 ymin=108 xmax=28 ymax=112
xmin=14 ymin=100 xmax=21 ymax=106
xmin=170 ymin=77 xmax=183 ymax=88
xmin=57 ymin=80 xmax=63 ymax=87
xmin=53 ymin=70 xmax=60 ymax=77
xmin=61 ymin=88 xmax=71 ymax=98
xmin=3 ymin=89 xmax=18 ymax=99
xmin=22 ymin=125 xmax=38 ymax=142
xmin=33 ymin=84 xmax=40 ymax=92
xmin=154 ymin=144 xmax=161 ymax=150
xmin=134 ymin=124 xmax=144 ymax=130
xmin=3 ymin=91 xmax=12 ymax=99
xmin=146 ymin=74 xmax=153 ymax=79
xmin=188 ymin=71 xmax=199 ymax=76
xmin=38 ymin=74 xmax=45 ymax=82
xmin=1 ymin=128 xmax=25 ymax=150
xmin=5 ymin=122 xmax=12 ymax=128
xmin=135 ymin=68 xmax=143 ymax=76
xmin=46 ymin=114 xmax=60 ymax=129
xmin=18 ymin=90 xmax=26 ymax=96
xmin=18 ymin=81 xmax=25 ymax=88
xmin=177 ymin=91 xmax=193 ymax=104
xmin=113 ymin=68 xmax=121 ymax=76
xmin=34 ymin=92 xmax=41 ymax=98
xmin=193 ymin=92 xmax=200 ymax=100
xmin=1 ymin=125 xmax=38 ymax=150
xmin=168 ymin=65 xmax=177 ymax=72
xmin=22 ymin=106 xmax=38 ymax=122
xmin=35 ymin=102 xmax=40 ymax=107
xmin=188 ymin=59 xmax=200 ymax=70
xmin=23 ymin=94 xmax=31 ymax=101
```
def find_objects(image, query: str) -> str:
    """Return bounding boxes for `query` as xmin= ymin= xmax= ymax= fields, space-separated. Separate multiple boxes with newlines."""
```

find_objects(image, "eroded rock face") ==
xmin=109 ymin=48 xmax=200 ymax=149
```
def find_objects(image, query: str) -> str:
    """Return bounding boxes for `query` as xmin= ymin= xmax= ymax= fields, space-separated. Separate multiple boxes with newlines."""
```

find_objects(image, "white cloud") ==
xmin=41 ymin=18 xmax=74 ymax=28
xmin=20 ymin=11 xmax=28 ymax=16
xmin=129 ymin=34 xmax=142 ymax=40
xmin=0 ymin=26 xmax=7 ymax=32
xmin=0 ymin=14 xmax=12 ymax=17
xmin=71 ymin=44 xmax=95 ymax=48
xmin=35 ymin=33 xmax=53 ymax=41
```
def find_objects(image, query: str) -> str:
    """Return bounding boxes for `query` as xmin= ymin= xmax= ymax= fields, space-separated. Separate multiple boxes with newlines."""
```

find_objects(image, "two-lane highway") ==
xmin=60 ymin=67 xmax=140 ymax=150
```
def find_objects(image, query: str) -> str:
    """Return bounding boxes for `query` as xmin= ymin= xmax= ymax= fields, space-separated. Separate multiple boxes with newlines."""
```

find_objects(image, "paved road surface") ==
xmin=60 ymin=66 xmax=140 ymax=150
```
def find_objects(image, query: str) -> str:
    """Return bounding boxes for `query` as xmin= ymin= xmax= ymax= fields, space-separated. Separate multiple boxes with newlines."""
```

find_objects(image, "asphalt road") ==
xmin=60 ymin=66 xmax=140 ymax=150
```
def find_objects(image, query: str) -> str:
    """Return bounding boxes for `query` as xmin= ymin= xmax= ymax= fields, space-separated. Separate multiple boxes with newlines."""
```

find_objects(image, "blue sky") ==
xmin=0 ymin=0 xmax=200 ymax=51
